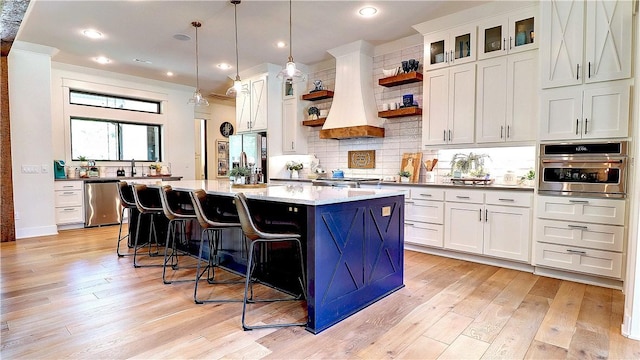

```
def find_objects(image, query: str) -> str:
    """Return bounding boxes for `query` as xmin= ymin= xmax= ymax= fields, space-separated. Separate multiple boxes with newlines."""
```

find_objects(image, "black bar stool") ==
xmin=116 ymin=181 xmax=137 ymax=257
xmin=158 ymin=185 xmax=198 ymax=284
xmin=131 ymin=184 xmax=165 ymax=268
xmin=189 ymin=189 xmax=243 ymax=304
xmin=233 ymin=192 xmax=307 ymax=330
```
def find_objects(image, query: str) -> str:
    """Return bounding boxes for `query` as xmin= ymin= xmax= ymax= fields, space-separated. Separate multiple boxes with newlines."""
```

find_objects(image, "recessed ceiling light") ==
xmin=93 ymin=56 xmax=111 ymax=64
xmin=82 ymin=29 xmax=103 ymax=39
xmin=276 ymin=41 xmax=287 ymax=48
xmin=134 ymin=58 xmax=152 ymax=64
xmin=358 ymin=6 xmax=378 ymax=17
xmin=217 ymin=63 xmax=232 ymax=70
xmin=173 ymin=33 xmax=191 ymax=41
xmin=166 ymin=72 xmax=174 ymax=77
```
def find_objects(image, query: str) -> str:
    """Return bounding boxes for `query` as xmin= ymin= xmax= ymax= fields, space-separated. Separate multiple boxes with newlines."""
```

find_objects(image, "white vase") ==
xmin=400 ymin=177 xmax=410 ymax=183
xmin=291 ymin=170 xmax=299 ymax=179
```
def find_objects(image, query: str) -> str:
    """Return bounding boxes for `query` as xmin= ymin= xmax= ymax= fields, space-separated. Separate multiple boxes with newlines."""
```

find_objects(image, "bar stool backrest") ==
xmin=118 ymin=181 xmax=137 ymax=208
xmin=190 ymin=189 xmax=240 ymax=229
xmin=132 ymin=184 xmax=163 ymax=214
xmin=158 ymin=185 xmax=180 ymax=220
xmin=234 ymin=193 xmax=265 ymax=241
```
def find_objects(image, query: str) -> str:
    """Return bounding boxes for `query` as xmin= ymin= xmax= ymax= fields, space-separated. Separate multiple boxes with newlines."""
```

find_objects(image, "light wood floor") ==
xmin=2 ymin=226 xmax=640 ymax=359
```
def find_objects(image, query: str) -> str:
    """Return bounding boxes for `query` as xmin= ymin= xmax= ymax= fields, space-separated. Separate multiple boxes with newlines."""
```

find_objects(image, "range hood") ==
xmin=320 ymin=40 xmax=384 ymax=139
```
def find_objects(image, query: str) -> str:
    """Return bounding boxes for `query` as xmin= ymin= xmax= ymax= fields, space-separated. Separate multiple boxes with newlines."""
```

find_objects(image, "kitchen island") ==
xmin=167 ymin=180 xmax=405 ymax=334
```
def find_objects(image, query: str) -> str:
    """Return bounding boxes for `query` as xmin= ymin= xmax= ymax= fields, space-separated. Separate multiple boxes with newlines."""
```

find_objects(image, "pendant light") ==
xmin=188 ymin=21 xmax=209 ymax=107
xmin=226 ymin=0 xmax=248 ymax=97
xmin=277 ymin=0 xmax=306 ymax=83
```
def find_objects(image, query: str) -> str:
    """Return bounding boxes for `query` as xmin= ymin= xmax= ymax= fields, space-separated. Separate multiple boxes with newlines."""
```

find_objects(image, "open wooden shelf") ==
xmin=302 ymin=117 xmax=326 ymax=127
xmin=378 ymin=72 xmax=423 ymax=87
xmin=301 ymin=90 xmax=334 ymax=101
xmin=378 ymin=107 xmax=422 ymax=118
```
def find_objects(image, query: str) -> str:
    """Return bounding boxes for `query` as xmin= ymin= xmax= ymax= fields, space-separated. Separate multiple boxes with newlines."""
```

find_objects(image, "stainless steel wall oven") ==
xmin=538 ymin=141 xmax=627 ymax=198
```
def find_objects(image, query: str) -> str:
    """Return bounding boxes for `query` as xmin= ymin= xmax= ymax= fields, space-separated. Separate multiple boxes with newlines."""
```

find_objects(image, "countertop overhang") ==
xmin=55 ymin=176 xmax=183 ymax=182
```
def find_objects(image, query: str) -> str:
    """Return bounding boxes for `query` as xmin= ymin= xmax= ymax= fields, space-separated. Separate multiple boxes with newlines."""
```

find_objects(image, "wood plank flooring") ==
xmin=2 ymin=226 xmax=640 ymax=359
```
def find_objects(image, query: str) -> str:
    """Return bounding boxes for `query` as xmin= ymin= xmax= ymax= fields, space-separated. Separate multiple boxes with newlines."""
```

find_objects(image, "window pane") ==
xmin=70 ymin=90 xmax=160 ymax=113
xmin=121 ymin=123 xmax=160 ymax=161
xmin=71 ymin=119 xmax=118 ymax=160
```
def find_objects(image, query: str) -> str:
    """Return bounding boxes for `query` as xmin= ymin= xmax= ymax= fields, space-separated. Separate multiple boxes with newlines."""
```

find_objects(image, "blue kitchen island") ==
xmin=169 ymin=181 xmax=405 ymax=334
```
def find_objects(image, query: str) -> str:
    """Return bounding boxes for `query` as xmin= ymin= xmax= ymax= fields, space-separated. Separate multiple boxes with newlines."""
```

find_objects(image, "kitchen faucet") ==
xmin=131 ymin=159 xmax=136 ymax=177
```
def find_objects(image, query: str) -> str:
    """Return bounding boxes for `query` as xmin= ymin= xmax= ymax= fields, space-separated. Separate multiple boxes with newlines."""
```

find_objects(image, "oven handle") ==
xmin=541 ymin=159 xmax=624 ymax=164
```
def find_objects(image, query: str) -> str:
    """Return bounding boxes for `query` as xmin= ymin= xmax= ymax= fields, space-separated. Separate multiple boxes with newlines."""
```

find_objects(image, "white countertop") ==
xmin=163 ymin=180 xmax=405 ymax=206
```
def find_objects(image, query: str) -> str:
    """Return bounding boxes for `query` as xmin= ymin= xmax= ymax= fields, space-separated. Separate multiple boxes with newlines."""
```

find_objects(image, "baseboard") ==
xmin=533 ymin=266 xmax=623 ymax=290
xmin=16 ymin=225 xmax=58 ymax=239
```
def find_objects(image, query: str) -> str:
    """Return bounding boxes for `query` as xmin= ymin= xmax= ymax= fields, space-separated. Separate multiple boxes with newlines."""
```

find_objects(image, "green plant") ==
xmin=77 ymin=155 xmax=87 ymax=161
xmin=450 ymin=152 xmax=490 ymax=177
xmin=148 ymin=163 xmax=159 ymax=170
xmin=524 ymin=169 xmax=535 ymax=180
xmin=286 ymin=161 xmax=303 ymax=171
xmin=229 ymin=166 xmax=250 ymax=177
xmin=398 ymin=170 xmax=411 ymax=178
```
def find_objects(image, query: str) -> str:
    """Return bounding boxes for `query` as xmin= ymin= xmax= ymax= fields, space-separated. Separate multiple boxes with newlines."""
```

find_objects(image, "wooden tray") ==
xmin=146 ymin=174 xmax=171 ymax=178
xmin=231 ymin=183 xmax=267 ymax=189
xmin=451 ymin=178 xmax=494 ymax=185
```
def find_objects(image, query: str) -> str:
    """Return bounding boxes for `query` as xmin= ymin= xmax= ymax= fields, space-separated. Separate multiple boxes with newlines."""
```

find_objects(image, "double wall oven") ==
xmin=538 ymin=141 xmax=628 ymax=199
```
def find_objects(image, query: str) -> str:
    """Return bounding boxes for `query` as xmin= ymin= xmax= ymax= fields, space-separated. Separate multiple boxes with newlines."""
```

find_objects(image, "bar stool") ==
xmin=116 ymin=181 xmax=137 ymax=257
xmin=189 ymin=189 xmax=243 ymax=304
xmin=158 ymin=185 xmax=198 ymax=284
xmin=234 ymin=192 xmax=307 ymax=330
xmin=131 ymin=184 xmax=165 ymax=268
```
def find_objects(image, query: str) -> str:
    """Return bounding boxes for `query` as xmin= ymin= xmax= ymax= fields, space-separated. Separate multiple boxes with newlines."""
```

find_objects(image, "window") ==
xmin=71 ymin=118 xmax=161 ymax=162
xmin=69 ymin=90 xmax=161 ymax=113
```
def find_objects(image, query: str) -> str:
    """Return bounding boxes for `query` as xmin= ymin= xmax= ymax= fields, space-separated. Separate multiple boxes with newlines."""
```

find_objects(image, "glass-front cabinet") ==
xmin=424 ymin=24 xmax=476 ymax=71
xmin=478 ymin=7 xmax=537 ymax=60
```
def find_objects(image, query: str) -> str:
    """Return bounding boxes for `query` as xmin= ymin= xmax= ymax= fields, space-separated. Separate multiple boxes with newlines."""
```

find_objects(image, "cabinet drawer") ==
xmin=485 ymin=191 xmax=532 ymax=207
xmin=410 ymin=188 xmax=444 ymax=201
xmin=55 ymin=181 xmax=83 ymax=191
xmin=55 ymin=206 xmax=84 ymax=224
xmin=405 ymin=222 xmax=443 ymax=248
xmin=536 ymin=196 xmax=625 ymax=226
xmin=445 ymin=189 xmax=484 ymax=203
xmin=405 ymin=199 xmax=444 ymax=224
xmin=55 ymin=190 xmax=83 ymax=207
xmin=535 ymin=242 xmax=623 ymax=279
xmin=536 ymin=219 xmax=624 ymax=252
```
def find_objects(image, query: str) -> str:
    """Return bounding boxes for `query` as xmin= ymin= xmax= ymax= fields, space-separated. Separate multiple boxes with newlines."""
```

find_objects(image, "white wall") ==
xmin=205 ymin=99 xmax=235 ymax=179
xmin=9 ymin=46 xmax=57 ymax=238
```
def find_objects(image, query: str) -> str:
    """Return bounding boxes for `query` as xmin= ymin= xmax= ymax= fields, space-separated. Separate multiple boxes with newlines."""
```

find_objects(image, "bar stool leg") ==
xmin=117 ymin=206 xmax=129 ymax=257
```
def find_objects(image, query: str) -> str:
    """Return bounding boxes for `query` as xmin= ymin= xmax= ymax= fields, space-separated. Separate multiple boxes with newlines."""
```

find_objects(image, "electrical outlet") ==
xmin=21 ymin=165 xmax=40 ymax=174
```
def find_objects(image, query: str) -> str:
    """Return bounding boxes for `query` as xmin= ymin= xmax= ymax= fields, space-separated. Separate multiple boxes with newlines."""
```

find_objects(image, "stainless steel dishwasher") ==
xmin=85 ymin=180 xmax=122 ymax=227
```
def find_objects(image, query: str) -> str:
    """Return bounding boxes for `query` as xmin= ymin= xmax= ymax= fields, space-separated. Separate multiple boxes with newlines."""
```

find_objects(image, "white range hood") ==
xmin=320 ymin=40 xmax=385 ymax=139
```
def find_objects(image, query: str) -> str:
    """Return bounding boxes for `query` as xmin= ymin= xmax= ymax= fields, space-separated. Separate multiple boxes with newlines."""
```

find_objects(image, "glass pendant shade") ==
xmin=277 ymin=0 xmax=305 ymax=83
xmin=188 ymin=21 xmax=209 ymax=107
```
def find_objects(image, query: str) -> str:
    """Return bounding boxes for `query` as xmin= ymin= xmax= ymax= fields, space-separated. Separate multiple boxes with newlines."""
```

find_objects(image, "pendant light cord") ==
xmin=288 ymin=0 xmax=293 ymax=62
xmin=192 ymin=21 xmax=201 ymax=90
xmin=234 ymin=3 xmax=240 ymax=79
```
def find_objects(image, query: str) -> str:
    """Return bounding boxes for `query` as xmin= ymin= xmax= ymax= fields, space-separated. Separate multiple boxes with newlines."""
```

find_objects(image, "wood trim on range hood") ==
xmin=319 ymin=125 xmax=384 ymax=139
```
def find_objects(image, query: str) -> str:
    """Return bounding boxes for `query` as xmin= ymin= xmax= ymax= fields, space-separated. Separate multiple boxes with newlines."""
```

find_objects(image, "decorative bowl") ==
xmin=382 ymin=68 xmax=399 ymax=77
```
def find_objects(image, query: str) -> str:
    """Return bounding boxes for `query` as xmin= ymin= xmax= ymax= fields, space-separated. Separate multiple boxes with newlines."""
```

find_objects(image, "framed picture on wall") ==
xmin=216 ymin=139 xmax=229 ymax=178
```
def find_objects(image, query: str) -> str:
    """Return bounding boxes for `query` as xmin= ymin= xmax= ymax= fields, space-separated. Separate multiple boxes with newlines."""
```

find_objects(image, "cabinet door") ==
xmin=536 ymin=219 xmax=624 ymax=252
xmin=540 ymin=0 xmax=585 ymax=88
xmin=582 ymin=83 xmax=630 ymax=139
xmin=539 ymin=86 xmax=583 ymax=141
xmin=422 ymin=68 xmax=449 ymax=145
xmin=449 ymin=24 xmax=477 ymax=66
xmin=484 ymin=205 xmax=531 ymax=262
xmin=424 ymin=31 xmax=449 ymax=71
xmin=476 ymin=57 xmax=507 ymax=143
xmin=405 ymin=199 xmax=444 ymax=224
xmin=585 ymin=0 xmax=632 ymax=83
xmin=507 ymin=7 xmax=538 ymax=55
xmin=444 ymin=202 xmax=483 ymax=254
xmin=478 ymin=15 xmax=508 ymax=60
xmin=505 ymin=50 xmax=537 ymax=142
xmin=282 ymin=98 xmax=299 ymax=153
xmin=250 ymin=76 xmax=268 ymax=131
xmin=236 ymin=83 xmax=252 ymax=133
xmin=448 ymin=63 xmax=476 ymax=144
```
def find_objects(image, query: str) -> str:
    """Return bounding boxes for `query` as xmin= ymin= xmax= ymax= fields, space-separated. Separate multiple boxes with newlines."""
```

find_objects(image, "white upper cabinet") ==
xmin=282 ymin=97 xmax=307 ymax=154
xmin=424 ymin=24 xmax=477 ymax=71
xmin=422 ymin=63 xmax=476 ymax=146
xmin=236 ymin=74 xmax=268 ymax=133
xmin=477 ymin=7 xmax=538 ymax=61
xmin=540 ymin=0 xmax=632 ymax=89
xmin=540 ymin=81 xmax=630 ymax=141
xmin=476 ymin=50 xmax=537 ymax=144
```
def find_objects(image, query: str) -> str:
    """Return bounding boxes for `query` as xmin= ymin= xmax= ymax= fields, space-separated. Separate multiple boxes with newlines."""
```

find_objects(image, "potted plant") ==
xmin=286 ymin=161 xmax=303 ymax=179
xmin=450 ymin=152 xmax=490 ymax=178
xmin=521 ymin=169 xmax=535 ymax=187
xmin=78 ymin=155 xmax=88 ymax=167
xmin=398 ymin=170 xmax=411 ymax=183
xmin=229 ymin=166 xmax=250 ymax=184
xmin=148 ymin=163 xmax=159 ymax=175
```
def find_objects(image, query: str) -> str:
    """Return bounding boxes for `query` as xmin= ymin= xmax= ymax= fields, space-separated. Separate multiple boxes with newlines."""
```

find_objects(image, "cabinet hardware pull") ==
xmin=405 ymin=201 xmax=415 ymax=204
xmin=566 ymin=249 xmax=587 ymax=255
xmin=448 ymin=130 xmax=452 ymax=141
xmin=507 ymin=125 xmax=510 ymax=138
xmin=445 ymin=51 xmax=448 ymax=63
xmin=451 ymin=50 xmax=454 ymax=63
xmin=500 ymin=125 xmax=504 ymax=139
xmin=63 ymin=192 xmax=75 ymax=195
xmin=419 ymin=193 xmax=432 ymax=197
xmin=568 ymin=199 xmax=589 ymax=204
xmin=443 ymin=130 xmax=446 ymax=141
xmin=568 ymin=224 xmax=589 ymax=230
xmin=575 ymin=119 xmax=579 ymax=135
xmin=405 ymin=222 xmax=415 ymax=226
xmin=63 ymin=185 xmax=74 ymax=188
xmin=498 ymin=198 xmax=515 ymax=202
xmin=576 ymin=63 xmax=580 ymax=80
xmin=503 ymin=38 xmax=506 ymax=50
xmin=64 ymin=208 xmax=75 ymax=211
xmin=588 ymin=62 xmax=591 ymax=78
xmin=479 ymin=208 xmax=482 ymax=221
xmin=291 ymin=141 xmax=294 ymax=150
xmin=509 ymin=36 xmax=513 ymax=49
xmin=485 ymin=209 xmax=488 ymax=222
xmin=456 ymin=196 xmax=470 ymax=199
xmin=584 ymin=118 xmax=588 ymax=134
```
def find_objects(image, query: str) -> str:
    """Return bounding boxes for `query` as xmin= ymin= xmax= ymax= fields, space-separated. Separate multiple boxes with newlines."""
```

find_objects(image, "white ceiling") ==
xmin=16 ymin=0 xmax=489 ymax=96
